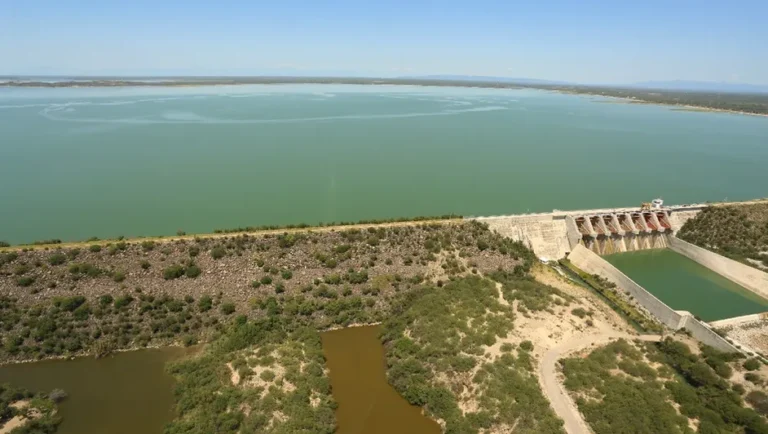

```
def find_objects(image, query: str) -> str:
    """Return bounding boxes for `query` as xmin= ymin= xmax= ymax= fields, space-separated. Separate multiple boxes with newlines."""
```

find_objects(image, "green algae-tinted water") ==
xmin=0 ymin=347 xmax=194 ymax=434
xmin=321 ymin=325 xmax=440 ymax=434
xmin=2 ymin=84 xmax=768 ymax=244
xmin=605 ymin=249 xmax=768 ymax=321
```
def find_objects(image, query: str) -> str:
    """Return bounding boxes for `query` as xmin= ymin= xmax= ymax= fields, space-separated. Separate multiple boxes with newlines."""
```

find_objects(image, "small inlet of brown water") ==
xmin=0 ymin=347 xmax=196 ymax=434
xmin=321 ymin=325 xmax=440 ymax=434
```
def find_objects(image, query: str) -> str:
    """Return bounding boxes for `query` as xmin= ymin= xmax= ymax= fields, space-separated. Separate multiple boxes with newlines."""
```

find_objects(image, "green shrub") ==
xmin=141 ymin=241 xmax=156 ymax=251
xmin=198 ymin=296 xmax=213 ymax=312
xmin=346 ymin=270 xmax=368 ymax=284
xmin=73 ymin=304 xmax=91 ymax=320
xmin=69 ymin=263 xmax=103 ymax=277
xmin=251 ymin=281 xmax=261 ymax=288
xmin=99 ymin=294 xmax=114 ymax=307
xmin=114 ymin=295 xmax=134 ymax=309
xmin=260 ymin=276 xmax=273 ymax=285
xmin=89 ymin=244 xmax=102 ymax=252
xmin=275 ymin=283 xmax=285 ymax=294
xmin=140 ymin=260 xmax=151 ymax=270
xmin=571 ymin=307 xmax=587 ymax=318
xmin=732 ymin=383 xmax=747 ymax=395
xmin=746 ymin=390 xmax=768 ymax=416
xmin=55 ymin=295 xmax=86 ymax=311
xmin=211 ymin=246 xmax=226 ymax=259
xmin=163 ymin=265 xmax=186 ymax=280
xmin=16 ymin=276 xmax=35 ymax=287
xmin=745 ymin=372 xmax=762 ymax=384
xmin=520 ymin=340 xmax=534 ymax=351
xmin=281 ymin=270 xmax=293 ymax=280
xmin=744 ymin=358 xmax=761 ymax=371
xmin=188 ymin=246 xmax=200 ymax=257
xmin=185 ymin=265 xmax=201 ymax=279
xmin=112 ymin=271 xmax=126 ymax=282
xmin=14 ymin=264 xmax=31 ymax=275
xmin=260 ymin=370 xmax=276 ymax=382
xmin=48 ymin=253 xmax=67 ymax=265
xmin=220 ymin=303 xmax=236 ymax=315
xmin=324 ymin=274 xmax=342 ymax=285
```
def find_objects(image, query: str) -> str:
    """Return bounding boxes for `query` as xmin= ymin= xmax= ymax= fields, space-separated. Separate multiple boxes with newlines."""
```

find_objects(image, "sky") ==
xmin=1 ymin=0 xmax=767 ymax=85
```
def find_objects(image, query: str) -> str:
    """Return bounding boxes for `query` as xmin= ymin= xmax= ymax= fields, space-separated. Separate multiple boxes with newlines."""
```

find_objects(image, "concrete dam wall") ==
xmin=477 ymin=202 xmax=704 ymax=260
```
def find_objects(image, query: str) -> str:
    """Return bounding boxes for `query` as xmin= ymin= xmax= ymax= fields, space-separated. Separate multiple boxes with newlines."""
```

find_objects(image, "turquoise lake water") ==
xmin=1 ymin=84 xmax=767 ymax=244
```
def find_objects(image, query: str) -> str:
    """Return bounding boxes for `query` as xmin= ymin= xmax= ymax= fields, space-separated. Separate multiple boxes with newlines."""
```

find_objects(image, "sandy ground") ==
xmin=717 ymin=319 xmax=768 ymax=356
xmin=0 ymin=401 xmax=41 ymax=434
xmin=527 ymin=265 xmax=660 ymax=434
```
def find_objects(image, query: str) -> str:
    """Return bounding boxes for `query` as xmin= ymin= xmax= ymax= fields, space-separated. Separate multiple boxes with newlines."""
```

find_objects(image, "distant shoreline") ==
xmin=3 ymin=76 xmax=767 ymax=117
xmin=571 ymin=92 xmax=768 ymax=118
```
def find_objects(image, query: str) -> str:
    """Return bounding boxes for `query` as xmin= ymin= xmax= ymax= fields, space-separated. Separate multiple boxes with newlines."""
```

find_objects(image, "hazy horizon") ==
xmin=2 ymin=1 xmax=767 ymax=85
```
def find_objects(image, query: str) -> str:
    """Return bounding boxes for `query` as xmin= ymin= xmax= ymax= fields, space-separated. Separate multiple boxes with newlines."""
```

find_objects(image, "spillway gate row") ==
xmin=567 ymin=210 xmax=673 ymax=256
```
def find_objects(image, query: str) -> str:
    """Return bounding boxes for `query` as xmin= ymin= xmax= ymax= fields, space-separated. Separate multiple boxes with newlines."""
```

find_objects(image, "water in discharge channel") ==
xmin=321 ymin=325 xmax=440 ymax=434
xmin=605 ymin=249 xmax=768 ymax=322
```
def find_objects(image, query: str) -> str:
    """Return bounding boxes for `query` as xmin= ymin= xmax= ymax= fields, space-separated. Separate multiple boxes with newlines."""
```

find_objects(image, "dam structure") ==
xmin=569 ymin=209 xmax=673 ymax=255
xmin=476 ymin=201 xmax=705 ymax=261
xmin=475 ymin=199 xmax=768 ymax=353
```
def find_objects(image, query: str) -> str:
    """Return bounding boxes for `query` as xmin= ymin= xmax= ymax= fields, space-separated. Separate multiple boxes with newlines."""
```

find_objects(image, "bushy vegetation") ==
xmin=490 ymin=269 xmax=574 ymax=313
xmin=678 ymin=204 xmax=768 ymax=269
xmin=560 ymin=259 xmax=663 ymax=333
xmin=562 ymin=337 xmax=768 ymax=434
xmin=0 ymin=219 xmax=562 ymax=432
xmin=540 ymin=84 xmax=768 ymax=115
xmin=165 ymin=322 xmax=336 ymax=434
xmin=381 ymin=276 xmax=564 ymax=433
xmin=0 ymin=292 xmax=230 ymax=361
xmin=0 ymin=383 xmax=63 ymax=433
xmin=212 ymin=214 xmax=462 ymax=234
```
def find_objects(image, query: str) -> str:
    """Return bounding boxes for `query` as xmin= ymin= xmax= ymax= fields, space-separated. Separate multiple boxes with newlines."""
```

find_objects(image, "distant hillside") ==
xmin=678 ymin=203 xmax=768 ymax=270
xmin=630 ymin=80 xmax=768 ymax=94
xmin=405 ymin=75 xmax=571 ymax=85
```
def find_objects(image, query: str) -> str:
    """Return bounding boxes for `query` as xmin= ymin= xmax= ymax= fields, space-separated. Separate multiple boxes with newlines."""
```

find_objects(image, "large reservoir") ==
xmin=1 ymin=84 xmax=767 ymax=244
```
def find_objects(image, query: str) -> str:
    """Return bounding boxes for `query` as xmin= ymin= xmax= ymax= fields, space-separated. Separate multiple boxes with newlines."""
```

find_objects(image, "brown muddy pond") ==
xmin=321 ymin=325 xmax=440 ymax=434
xmin=0 ymin=347 xmax=195 ymax=434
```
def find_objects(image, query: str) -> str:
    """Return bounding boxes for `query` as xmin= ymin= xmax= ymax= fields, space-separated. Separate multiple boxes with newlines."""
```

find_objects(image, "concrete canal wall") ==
xmin=568 ymin=244 xmax=738 ymax=352
xmin=669 ymin=236 xmax=768 ymax=300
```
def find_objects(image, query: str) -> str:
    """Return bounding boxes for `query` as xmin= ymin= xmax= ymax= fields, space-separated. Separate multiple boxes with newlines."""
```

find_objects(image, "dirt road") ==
xmin=539 ymin=332 xmax=662 ymax=434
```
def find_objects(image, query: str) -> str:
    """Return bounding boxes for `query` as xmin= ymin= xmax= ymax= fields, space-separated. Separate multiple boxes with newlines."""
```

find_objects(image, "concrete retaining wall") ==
xmin=568 ymin=245 xmax=683 ymax=329
xmin=709 ymin=313 xmax=768 ymax=329
xmin=568 ymin=245 xmax=737 ymax=352
xmin=679 ymin=316 xmax=738 ymax=352
xmin=668 ymin=237 xmax=768 ymax=300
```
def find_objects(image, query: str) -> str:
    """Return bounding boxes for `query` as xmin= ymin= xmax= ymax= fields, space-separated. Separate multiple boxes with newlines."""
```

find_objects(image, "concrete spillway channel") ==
xmin=476 ymin=201 xmax=768 ymax=354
